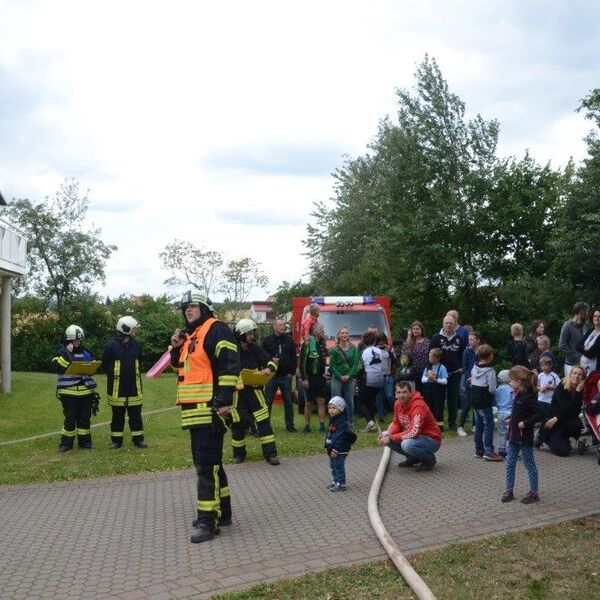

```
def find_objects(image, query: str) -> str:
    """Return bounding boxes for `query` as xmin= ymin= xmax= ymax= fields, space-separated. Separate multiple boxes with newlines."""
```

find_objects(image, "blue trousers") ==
xmin=329 ymin=453 xmax=347 ymax=485
xmin=388 ymin=436 xmax=439 ymax=462
xmin=330 ymin=377 xmax=356 ymax=426
xmin=505 ymin=442 xmax=538 ymax=493
xmin=474 ymin=406 xmax=495 ymax=455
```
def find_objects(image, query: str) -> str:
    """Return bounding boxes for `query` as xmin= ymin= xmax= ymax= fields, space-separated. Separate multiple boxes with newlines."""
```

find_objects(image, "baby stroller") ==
xmin=577 ymin=369 xmax=600 ymax=465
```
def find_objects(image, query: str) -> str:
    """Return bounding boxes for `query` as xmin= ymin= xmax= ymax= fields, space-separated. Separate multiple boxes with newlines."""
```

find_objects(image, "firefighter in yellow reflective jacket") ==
xmin=170 ymin=290 xmax=240 ymax=544
xmin=52 ymin=325 xmax=98 ymax=452
xmin=101 ymin=316 xmax=146 ymax=449
xmin=231 ymin=318 xmax=280 ymax=465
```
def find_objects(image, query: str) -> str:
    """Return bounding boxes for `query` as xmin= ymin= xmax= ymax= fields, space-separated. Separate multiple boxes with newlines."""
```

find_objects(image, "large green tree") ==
xmin=306 ymin=56 xmax=569 ymax=336
xmin=3 ymin=180 xmax=116 ymax=307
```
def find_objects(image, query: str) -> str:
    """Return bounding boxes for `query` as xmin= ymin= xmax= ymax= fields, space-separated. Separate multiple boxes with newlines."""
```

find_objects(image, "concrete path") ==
xmin=1 ymin=437 xmax=599 ymax=599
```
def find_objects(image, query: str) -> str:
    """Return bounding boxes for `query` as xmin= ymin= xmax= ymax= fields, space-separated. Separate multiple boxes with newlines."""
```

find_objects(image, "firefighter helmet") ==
xmin=117 ymin=316 xmax=140 ymax=335
xmin=235 ymin=318 xmax=257 ymax=337
xmin=180 ymin=289 xmax=215 ymax=313
xmin=65 ymin=325 xmax=85 ymax=341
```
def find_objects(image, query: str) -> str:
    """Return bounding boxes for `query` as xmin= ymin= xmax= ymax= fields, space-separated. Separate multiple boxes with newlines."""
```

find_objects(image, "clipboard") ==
xmin=240 ymin=368 xmax=274 ymax=387
xmin=65 ymin=360 xmax=102 ymax=376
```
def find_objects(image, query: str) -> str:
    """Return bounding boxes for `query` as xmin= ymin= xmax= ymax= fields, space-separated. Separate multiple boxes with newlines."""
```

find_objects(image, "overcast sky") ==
xmin=1 ymin=0 xmax=599 ymax=301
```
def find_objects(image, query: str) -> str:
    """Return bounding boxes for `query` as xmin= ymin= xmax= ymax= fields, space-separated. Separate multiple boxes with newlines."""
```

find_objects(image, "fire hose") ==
xmin=367 ymin=445 xmax=437 ymax=600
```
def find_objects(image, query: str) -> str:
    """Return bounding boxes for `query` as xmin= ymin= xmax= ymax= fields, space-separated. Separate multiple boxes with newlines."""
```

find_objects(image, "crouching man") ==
xmin=378 ymin=381 xmax=442 ymax=471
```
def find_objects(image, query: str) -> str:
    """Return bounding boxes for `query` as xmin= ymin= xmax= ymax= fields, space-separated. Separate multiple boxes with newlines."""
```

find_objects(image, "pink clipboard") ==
xmin=146 ymin=350 xmax=172 ymax=379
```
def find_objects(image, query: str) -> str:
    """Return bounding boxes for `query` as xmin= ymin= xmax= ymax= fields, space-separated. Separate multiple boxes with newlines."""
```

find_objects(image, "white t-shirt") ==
xmin=538 ymin=371 xmax=560 ymax=404
xmin=362 ymin=346 xmax=384 ymax=387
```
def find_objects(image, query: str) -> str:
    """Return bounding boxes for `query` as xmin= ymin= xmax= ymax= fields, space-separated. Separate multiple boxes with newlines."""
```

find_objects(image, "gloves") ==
xmin=91 ymin=392 xmax=100 ymax=416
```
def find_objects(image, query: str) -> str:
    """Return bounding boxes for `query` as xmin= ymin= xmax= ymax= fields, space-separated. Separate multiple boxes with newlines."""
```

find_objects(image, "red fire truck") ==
xmin=291 ymin=295 xmax=392 ymax=350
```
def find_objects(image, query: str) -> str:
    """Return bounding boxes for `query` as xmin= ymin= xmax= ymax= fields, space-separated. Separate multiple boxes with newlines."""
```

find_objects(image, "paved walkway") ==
xmin=1 ymin=437 xmax=599 ymax=599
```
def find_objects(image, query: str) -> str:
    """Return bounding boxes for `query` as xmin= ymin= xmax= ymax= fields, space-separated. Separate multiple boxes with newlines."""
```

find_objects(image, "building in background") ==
xmin=0 ymin=190 xmax=28 ymax=393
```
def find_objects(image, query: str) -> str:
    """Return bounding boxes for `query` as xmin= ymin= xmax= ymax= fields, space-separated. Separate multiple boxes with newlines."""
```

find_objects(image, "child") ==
xmin=421 ymin=348 xmax=448 ymax=431
xmin=471 ymin=344 xmax=502 ymax=461
xmin=507 ymin=323 xmax=530 ymax=367
xmin=535 ymin=357 xmax=560 ymax=445
xmin=458 ymin=331 xmax=481 ymax=436
xmin=301 ymin=303 xmax=320 ymax=358
xmin=395 ymin=349 xmax=415 ymax=389
xmin=502 ymin=365 xmax=543 ymax=504
xmin=324 ymin=396 xmax=357 ymax=491
xmin=495 ymin=370 xmax=514 ymax=457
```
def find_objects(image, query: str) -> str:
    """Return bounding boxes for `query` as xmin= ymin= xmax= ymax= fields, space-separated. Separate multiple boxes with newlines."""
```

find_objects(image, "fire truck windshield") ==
xmin=318 ymin=311 xmax=390 ymax=340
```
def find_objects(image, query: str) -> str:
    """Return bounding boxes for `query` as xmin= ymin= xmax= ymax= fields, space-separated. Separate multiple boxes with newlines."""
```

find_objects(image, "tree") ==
xmin=271 ymin=280 xmax=318 ymax=318
xmin=550 ymin=89 xmax=600 ymax=307
xmin=220 ymin=257 xmax=268 ymax=322
xmin=159 ymin=240 xmax=223 ymax=297
xmin=3 ymin=180 xmax=116 ymax=307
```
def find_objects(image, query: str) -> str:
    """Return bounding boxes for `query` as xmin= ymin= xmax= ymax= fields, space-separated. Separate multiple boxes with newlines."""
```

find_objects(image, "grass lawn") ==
xmin=213 ymin=516 xmax=600 ymax=600
xmin=0 ymin=372 xmax=390 ymax=485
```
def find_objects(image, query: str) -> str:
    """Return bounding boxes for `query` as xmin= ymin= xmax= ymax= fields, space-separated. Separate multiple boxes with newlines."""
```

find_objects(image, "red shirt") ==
xmin=388 ymin=391 xmax=442 ymax=445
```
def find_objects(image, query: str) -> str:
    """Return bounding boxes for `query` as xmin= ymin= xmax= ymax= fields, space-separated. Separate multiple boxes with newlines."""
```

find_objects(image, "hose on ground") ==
xmin=367 ymin=445 xmax=437 ymax=600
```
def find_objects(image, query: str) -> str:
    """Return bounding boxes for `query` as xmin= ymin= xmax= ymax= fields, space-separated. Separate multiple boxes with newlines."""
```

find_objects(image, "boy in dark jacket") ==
xmin=325 ymin=396 xmax=357 ymax=491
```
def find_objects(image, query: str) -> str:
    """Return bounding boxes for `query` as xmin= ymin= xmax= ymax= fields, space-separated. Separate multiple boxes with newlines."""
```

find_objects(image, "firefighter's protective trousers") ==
xmin=231 ymin=387 xmax=277 ymax=460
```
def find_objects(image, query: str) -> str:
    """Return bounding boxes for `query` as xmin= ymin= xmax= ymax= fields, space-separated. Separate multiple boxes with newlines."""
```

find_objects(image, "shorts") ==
xmin=306 ymin=376 xmax=327 ymax=402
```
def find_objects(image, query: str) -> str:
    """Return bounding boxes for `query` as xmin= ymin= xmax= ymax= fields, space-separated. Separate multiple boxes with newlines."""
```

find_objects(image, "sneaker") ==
xmin=483 ymin=452 xmax=504 ymax=462
xmin=474 ymin=451 xmax=484 ymax=458
xmin=302 ymin=425 xmax=311 ymax=434
xmin=398 ymin=457 xmax=420 ymax=468
xmin=498 ymin=450 xmax=507 ymax=458
xmin=360 ymin=420 xmax=376 ymax=433
xmin=501 ymin=491 xmax=514 ymax=503
xmin=521 ymin=491 xmax=540 ymax=504
xmin=457 ymin=427 xmax=467 ymax=437
xmin=318 ymin=422 xmax=326 ymax=434
xmin=330 ymin=483 xmax=347 ymax=492
xmin=327 ymin=481 xmax=337 ymax=490
xmin=286 ymin=426 xmax=297 ymax=433
xmin=415 ymin=455 xmax=436 ymax=471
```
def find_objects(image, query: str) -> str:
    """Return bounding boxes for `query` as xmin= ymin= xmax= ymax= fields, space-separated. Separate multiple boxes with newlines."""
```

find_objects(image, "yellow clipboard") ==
xmin=65 ymin=360 xmax=102 ymax=376
xmin=240 ymin=368 xmax=274 ymax=387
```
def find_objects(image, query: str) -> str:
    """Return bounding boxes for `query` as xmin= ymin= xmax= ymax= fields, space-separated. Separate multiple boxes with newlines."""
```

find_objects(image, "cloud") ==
xmin=202 ymin=142 xmax=344 ymax=177
xmin=215 ymin=208 xmax=303 ymax=226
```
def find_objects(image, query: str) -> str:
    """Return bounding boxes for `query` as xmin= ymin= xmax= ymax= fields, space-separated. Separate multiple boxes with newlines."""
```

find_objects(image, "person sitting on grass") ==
xmin=377 ymin=381 xmax=442 ymax=472
xmin=324 ymin=396 xmax=357 ymax=492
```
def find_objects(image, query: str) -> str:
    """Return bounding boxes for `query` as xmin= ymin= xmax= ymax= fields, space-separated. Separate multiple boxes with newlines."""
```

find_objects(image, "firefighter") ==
xmin=231 ymin=318 xmax=280 ymax=466
xmin=170 ymin=289 xmax=240 ymax=544
xmin=102 ymin=316 xmax=146 ymax=449
xmin=52 ymin=324 xmax=98 ymax=452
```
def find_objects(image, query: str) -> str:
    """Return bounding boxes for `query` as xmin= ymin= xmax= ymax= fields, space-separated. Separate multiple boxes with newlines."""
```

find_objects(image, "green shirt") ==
xmin=329 ymin=344 xmax=360 ymax=379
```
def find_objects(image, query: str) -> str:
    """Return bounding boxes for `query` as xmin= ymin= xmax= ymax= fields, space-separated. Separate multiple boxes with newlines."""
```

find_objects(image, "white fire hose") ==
xmin=367 ymin=445 xmax=437 ymax=600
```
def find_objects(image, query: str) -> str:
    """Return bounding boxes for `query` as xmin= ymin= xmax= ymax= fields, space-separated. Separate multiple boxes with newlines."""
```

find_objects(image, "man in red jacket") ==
xmin=378 ymin=381 xmax=442 ymax=471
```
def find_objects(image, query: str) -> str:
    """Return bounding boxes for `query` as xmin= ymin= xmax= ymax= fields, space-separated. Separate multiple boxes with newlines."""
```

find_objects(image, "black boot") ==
xmin=133 ymin=438 xmax=148 ymax=449
xmin=58 ymin=445 xmax=72 ymax=453
xmin=109 ymin=441 xmax=122 ymax=449
xmin=190 ymin=523 xmax=218 ymax=544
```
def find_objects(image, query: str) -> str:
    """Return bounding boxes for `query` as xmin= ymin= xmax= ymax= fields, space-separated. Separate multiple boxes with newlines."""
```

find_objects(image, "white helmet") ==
xmin=235 ymin=318 xmax=257 ymax=337
xmin=117 ymin=316 xmax=140 ymax=336
xmin=65 ymin=325 xmax=85 ymax=341
xmin=180 ymin=289 xmax=215 ymax=314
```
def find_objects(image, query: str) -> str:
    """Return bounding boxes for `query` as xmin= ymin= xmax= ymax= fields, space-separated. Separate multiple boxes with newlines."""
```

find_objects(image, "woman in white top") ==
xmin=358 ymin=330 xmax=384 ymax=432
xmin=577 ymin=308 xmax=600 ymax=375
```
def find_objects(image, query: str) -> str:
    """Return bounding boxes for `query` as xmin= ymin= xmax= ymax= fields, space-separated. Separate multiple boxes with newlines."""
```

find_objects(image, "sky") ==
xmin=1 ymin=0 xmax=599 ymax=301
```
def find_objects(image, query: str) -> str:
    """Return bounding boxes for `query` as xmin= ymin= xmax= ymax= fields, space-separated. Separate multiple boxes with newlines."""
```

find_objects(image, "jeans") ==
xmin=388 ymin=436 xmax=440 ymax=462
xmin=497 ymin=410 xmax=511 ymax=453
xmin=375 ymin=375 xmax=394 ymax=419
xmin=446 ymin=371 xmax=461 ymax=430
xmin=474 ymin=406 xmax=495 ymax=454
xmin=329 ymin=453 xmax=347 ymax=485
xmin=330 ymin=377 xmax=356 ymax=426
xmin=505 ymin=442 xmax=538 ymax=493
xmin=459 ymin=375 xmax=472 ymax=428
xmin=265 ymin=375 xmax=294 ymax=430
